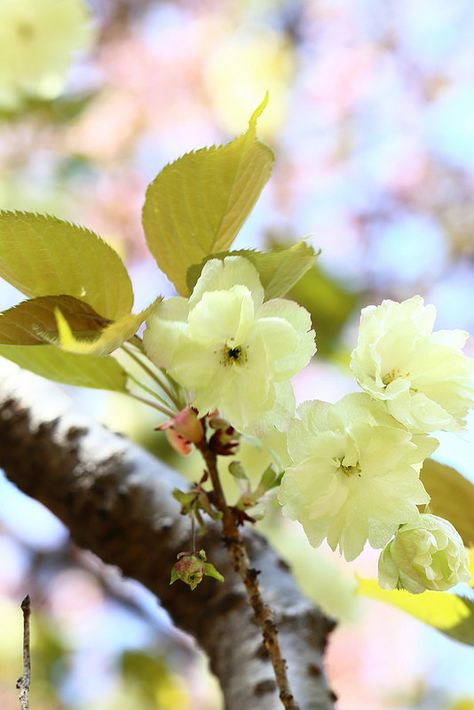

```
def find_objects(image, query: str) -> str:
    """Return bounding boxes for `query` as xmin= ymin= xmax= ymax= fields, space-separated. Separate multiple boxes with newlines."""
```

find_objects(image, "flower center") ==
xmin=338 ymin=461 xmax=362 ymax=478
xmin=382 ymin=368 xmax=410 ymax=386
xmin=222 ymin=343 xmax=247 ymax=367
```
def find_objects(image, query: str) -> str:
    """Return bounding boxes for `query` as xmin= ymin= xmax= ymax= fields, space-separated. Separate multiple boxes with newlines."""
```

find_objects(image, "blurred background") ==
xmin=0 ymin=0 xmax=473 ymax=708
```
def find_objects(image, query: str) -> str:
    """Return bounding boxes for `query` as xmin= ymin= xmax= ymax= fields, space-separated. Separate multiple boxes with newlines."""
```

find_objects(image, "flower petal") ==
xmin=190 ymin=256 xmax=264 ymax=309
xmin=171 ymin=338 xmax=219 ymax=390
xmin=258 ymin=299 xmax=316 ymax=378
xmin=143 ymin=297 xmax=189 ymax=368
xmin=188 ymin=286 xmax=254 ymax=345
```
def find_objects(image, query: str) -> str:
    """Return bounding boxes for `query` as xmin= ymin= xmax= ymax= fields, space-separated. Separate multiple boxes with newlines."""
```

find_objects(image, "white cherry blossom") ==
xmin=351 ymin=296 xmax=474 ymax=433
xmin=143 ymin=256 xmax=315 ymax=434
xmin=279 ymin=393 xmax=436 ymax=561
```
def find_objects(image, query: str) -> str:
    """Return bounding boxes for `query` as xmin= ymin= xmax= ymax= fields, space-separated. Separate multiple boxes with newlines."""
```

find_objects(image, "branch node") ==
xmin=254 ymin=679 xmax=277 ymax=696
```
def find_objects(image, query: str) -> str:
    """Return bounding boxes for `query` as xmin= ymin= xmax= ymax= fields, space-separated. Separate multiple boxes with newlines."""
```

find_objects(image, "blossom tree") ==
xmin=0 ymin=94 xmax=473 ymax=709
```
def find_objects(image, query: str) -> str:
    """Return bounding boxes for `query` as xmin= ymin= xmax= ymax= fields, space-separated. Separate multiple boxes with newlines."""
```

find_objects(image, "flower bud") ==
xmin=170 ymin=550 xmax=224 ymax=591
xmin=171 ymin=553 xmax=205 ymax=590
xmin=209 ymin=426 xmax=240 ymax=455
xmin=172 ymin=408 xmax=204 ymax=443
xmin=157 ymin=407 xmax=204 ymax=455
xmin=378 ymin=514 xmax=471 ymax=593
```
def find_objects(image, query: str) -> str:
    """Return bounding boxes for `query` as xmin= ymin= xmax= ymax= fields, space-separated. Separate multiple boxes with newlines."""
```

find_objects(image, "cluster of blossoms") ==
xmin=144 ymin=258 xmax=473 ymax=594
xmin=280 ymin=296 xmax=472 ymax=591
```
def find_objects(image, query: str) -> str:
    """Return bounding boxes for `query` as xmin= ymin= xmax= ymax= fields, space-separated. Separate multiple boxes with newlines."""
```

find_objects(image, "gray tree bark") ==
xmin=0 ymin=361 xmax=336 ymax=709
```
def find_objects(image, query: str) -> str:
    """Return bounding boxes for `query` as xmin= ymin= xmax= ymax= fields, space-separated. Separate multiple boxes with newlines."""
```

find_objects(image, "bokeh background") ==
xmin=0 ymin=0 xmax=473 ymax=708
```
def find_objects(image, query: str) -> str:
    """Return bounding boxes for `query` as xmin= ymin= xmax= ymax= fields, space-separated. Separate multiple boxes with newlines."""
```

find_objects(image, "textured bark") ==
xmin=0 ymin=361 xmax=336 ymax=709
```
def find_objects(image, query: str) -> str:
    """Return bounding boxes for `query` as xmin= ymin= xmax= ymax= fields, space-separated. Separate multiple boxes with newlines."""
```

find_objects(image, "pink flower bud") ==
xmin=165 ymin=429 xmax=192 ymax=456
xmin=172 ymin=408 xmax=204 ymax=444
xmin=157 ymin=407 xmax=204 ymax=455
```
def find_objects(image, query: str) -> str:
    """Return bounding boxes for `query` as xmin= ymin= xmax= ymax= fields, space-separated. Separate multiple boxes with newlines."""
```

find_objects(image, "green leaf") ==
xmin=421 ymin=459 xmax=474 ymax=547
xmin=0 ymin=345 xmax=127 ymax=391
xmin=357 ymin=578 xmax=474 ymax=646
xmin=142 ymin=96 xmax=274 ymax=295
xmin=203 ymin=562 xmax=225 ymax=583
xmin=228 ymin=461 xmax=248 ymax=480
xmin=256 ymin=464 xmax=283 ymax=495
xmin=169 ymin=567 xmax=180 ymax=585
xmin=51 ymin=299 xmax=160 ymax=356
xmin=172 ymin=488 xmax=195 ymax=514
xmin=0 ymin=211 xmax=134 ymax=320
xmin=0 ymin=295 xmax=108 ymax=345
xmin=186 ymin=240 xmax=318 ymax=299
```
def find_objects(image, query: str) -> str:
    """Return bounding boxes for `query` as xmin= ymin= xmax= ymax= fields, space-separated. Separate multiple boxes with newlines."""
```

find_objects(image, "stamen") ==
xmin=228 ymin=346 xmax=241 ymax=360
xmin=222 ymin=343 xmax=248 ymax=367
xmin=382 ymin=368 xmax=410 ymax=386
xmin=339 ymin=461 xmax=362 ymax=478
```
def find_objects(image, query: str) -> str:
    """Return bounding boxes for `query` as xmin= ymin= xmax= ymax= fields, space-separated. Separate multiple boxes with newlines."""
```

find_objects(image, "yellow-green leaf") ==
xmin=0 ymin=295 xmax=108 ymax=345
xmin=52 ymin=299 xmax=160 ymax=356
xmin=421 ymin=459 xmax=474 ymax=547
xmin=186 ymin=241 xmax=318 ymax=299
xmin=357 ymin=577 xmax=474 ymax=646
xmin=0 ymin=212 xmax=133 ymax=320
xmin=142 ymin=96 xmax=274 ymax=295
xmin=0 ymin=345 xmax=127 ymax=391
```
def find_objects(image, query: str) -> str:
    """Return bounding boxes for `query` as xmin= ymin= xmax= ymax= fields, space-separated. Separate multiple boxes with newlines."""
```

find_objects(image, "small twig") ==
xmin=196 ymin=440 xmax=299 ymax=710
xmin=17 ymin=595 xmax=31 ymax=710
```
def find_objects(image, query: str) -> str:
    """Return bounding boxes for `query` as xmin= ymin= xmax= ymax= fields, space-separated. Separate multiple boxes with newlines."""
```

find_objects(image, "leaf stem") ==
xmin=196 ymin=437 xmax=299 ymax=710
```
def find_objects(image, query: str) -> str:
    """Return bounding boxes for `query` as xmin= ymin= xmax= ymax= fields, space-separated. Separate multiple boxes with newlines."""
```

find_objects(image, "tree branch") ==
xmin=197 ymin=436 xmax=298 ymax=709
xmin=0 ymin=361 xmax=336 ymax=709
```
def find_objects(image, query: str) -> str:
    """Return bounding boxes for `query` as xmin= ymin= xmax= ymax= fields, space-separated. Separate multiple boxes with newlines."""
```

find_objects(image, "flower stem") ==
xmin=126 ymin=390 xmax=175 ymax=418
xmin=121 ymin=343 xmax=180 ymax=407
xmin=126 ymin=371 xmax=175 ymax=411
xmin=196 ymin=438 xmax=299 ymax=710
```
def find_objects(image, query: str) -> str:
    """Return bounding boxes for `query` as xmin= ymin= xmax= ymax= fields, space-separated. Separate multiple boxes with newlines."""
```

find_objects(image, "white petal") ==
xmin=258 ymin=298 xmax=313 ymax=333
xmin=190 ymin=256 xmax=264 ymax=309
xmin=192 ymin=367 xmax=232 ymax=416
xmin=143 ymin=297 xmax=189 ymax=368
xmin=253 ymin=381 xmax=296 ymax=434
xmin=154 ymin=297 xmax=189 ymax=322
xmin=188 ymin=286 xmax=254 ymax=345
xmin=257 ymin=299 xmax=316 ymax=378
xmin=298 ymin=399 xmax=332 ymax=432
xmin=171 ymin=339 xmax=219 ymax=390
xmin=218 ymin=368 xmax=274 ymax=432
xmin=287 ymin=401 xmax=331 ymax=462
xmin=387 ymin=391 xmax=454 ymax=432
